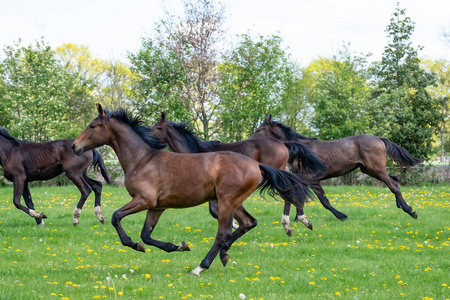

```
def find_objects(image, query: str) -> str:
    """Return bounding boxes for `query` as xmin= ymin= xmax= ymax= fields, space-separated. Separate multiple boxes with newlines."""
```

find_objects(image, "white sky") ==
xmin=1 ymin=0 xmax=449 ymax=67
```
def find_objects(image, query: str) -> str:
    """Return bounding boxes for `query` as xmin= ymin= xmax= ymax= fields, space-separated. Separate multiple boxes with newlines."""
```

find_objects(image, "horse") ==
xmin=72 ymin=104 xmax=313 ymax=276
xmin=250 ymin=114 xmax=423 ymax=221
xmin=149 ymin=112 xmax=327 ymax=234
xmin=0 ymin=127 xmax=112 ymax=226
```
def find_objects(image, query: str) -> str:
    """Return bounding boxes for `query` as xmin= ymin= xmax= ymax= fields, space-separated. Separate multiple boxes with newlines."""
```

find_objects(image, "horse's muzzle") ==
xmin=72 ymin=143 xmax=84 ymax=156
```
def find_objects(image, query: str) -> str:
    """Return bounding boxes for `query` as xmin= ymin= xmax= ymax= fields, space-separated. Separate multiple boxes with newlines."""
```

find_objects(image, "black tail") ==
xmin=284 ymin=141 xmax=327 ymax=176
xmin=91 ymin=149 xmax=113 ymax=184
xmin=257 ymin=164 xmax=314 ymax=207
xmin=380 ymin=138 xmax=423 ymax=167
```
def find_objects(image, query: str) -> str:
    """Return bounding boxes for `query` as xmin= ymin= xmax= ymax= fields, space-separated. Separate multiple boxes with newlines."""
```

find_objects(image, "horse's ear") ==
xmin=96 ymin=103 xmax=106 ymax=118
xmin=160 ymin=112 xmax=166 ymax=123
xmin=265 ymin=114 xmax=272 ymax=124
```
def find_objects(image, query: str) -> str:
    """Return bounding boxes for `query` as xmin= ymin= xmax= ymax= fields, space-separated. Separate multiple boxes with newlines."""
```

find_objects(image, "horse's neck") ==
xmin=167 ymin=127 xmax=198 ymax=153
xmin=0 ymin=138 xmax=15 ymax=165
xmin=109 ymin=123 xmax=155 ymax=173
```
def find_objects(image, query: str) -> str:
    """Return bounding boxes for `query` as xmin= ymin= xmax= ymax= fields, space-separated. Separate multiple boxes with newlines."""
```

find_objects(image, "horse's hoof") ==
xmin=220 ymin=253 xmax=230 ymax=267
xmin=99 ymin=217 xmax=105 ymax=224
xmin=178 ymin=241 xmax=190 ymax=251
xmin=285 ymin=228 xmax=293 ymax=236
xmin=191 ymin=266 xmax=206 ymax=276
xmin=338 ymin=214 xmax=348 ymax=221
xmin=307 ymin=222 xmax=313 ymax=230
xmin=38 ymin=220 xmax=45 ymax=227
xmin=411 ymin=211 xmax=418 ymax=219
xmin=73 ymin=219 xmax=79 ymax=226
xmin=135 ymin=242 xmax=146 ymax=252
xmin=41 ymin=213 xmax=47 ymax=219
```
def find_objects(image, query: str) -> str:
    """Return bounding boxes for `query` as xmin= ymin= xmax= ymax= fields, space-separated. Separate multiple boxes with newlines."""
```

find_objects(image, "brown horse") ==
xmin=250 ymin=115 xmax=423 ymax=221
xmin=149 ymin=112 xmax=326 ymax=234
xmin=0 ymin=127 xmax=112 ymax=226
xmin=72 ymin=104 xmax=313 ymax=276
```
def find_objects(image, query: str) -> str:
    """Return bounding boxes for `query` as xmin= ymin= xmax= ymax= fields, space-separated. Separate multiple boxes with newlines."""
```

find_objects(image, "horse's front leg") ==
xmin=111 ymin=196 xmax=150 ymax=252
xmin=13 ymin=180 xmax=47 ymax=221
xmin=141 ymin=209 xmax=190 ymax=252
xmin=22 ymin=183 xmax=44 ymax=226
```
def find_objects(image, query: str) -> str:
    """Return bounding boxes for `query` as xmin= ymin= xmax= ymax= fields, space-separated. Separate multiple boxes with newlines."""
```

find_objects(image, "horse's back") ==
xmin=134 ymin=151 xmax=261 ymax=209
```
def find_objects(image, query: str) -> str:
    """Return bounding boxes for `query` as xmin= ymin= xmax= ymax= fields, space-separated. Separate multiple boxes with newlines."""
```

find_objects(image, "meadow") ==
xmin=0 ymin=184 xmax=448 ymax=299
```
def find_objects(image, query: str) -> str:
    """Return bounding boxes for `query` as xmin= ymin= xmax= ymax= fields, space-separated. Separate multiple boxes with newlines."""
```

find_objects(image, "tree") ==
xmin=305 ymin=45 xmax=372 ymax=140
xmin=216 ymin=33 xmax=296 ymax=141
xmin=421 ymin=59 xmax=450 ymax=161
xmin=1 ymin=39 xmax=79 ymax=141
xmin=371 ymin=5 xmax=443 ymax=159
xmin=129 ymin=0 xmax=226 ymax=139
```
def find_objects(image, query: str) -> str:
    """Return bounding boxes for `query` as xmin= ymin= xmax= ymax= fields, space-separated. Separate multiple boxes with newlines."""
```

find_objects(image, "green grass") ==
xmin=0 ymin=185 xmax=449 ymax=299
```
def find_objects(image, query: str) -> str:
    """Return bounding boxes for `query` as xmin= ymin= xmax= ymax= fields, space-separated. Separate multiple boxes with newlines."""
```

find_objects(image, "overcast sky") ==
xmin=1 ymin=0 xmax=449 ymax=66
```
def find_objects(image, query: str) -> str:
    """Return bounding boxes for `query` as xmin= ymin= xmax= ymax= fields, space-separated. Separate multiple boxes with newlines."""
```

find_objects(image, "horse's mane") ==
xmin=170 ymin=122 xmax=221 ymax=152
xmin=107 ymin=109 xmax=167 ymax=150
xmin=0 ymin=127 xmax=21 ymax=146
xmin=269 ymin=121 xmax=318 ymax=141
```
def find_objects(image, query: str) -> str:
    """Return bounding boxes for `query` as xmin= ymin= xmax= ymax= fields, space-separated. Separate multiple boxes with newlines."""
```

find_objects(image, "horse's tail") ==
xmin=258 ymin=164 xmax=314 ymax=207
xmin=91 ymin=149 xmax=113 ymax=184
xmin=380 ymin=138 xmax=423 ymax=167
xmin=284 ymin=141 xmax=327 ymax=176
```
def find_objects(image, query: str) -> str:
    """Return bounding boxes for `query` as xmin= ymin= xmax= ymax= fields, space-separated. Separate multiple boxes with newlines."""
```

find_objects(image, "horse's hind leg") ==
xmin=191 ymin=203 xmax=235 ymax=276
xmin=307 ymin=183 xmax=348 ymax=220
xmin=360 ymin=167 xmax=417 ymax=219
xmin=66 ymin=172 xmax=92 ymax=226
xmin=219 ymin=205 xmax=257 ymax=266
xmin=282 ymin=201 xmax=294 ymax=236
xmin=12 ymin=180 xmax=46 ymax=222
xmin=22 ymin=184 xmax=44 ymax=226
xmin=140 ymin=209 xmax=190 ymax=252
xmin=293 ymin=200 xmax=313 ymax=230
xmin=84 ymin=175 xmax=105 ymax=224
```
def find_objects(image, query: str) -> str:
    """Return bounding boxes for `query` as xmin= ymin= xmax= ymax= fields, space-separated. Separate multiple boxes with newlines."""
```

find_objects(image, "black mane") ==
xmin=107 ymin=109 xmax=167 ymax=150
xmin=0 ymin=127 xmax=21 ymax=146
xmin=269 ymin=121 xmax=317 ymax=141
xmin=170 ymin=122 xmax=221 ymax=152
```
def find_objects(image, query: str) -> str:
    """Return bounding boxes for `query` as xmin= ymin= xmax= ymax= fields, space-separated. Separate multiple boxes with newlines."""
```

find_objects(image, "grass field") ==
xmin=0 ymin=184 xmax=448 ymax=299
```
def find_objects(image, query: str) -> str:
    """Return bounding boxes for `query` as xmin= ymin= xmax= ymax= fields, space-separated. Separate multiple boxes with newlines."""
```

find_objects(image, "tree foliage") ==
xmin=0 ymin=39 xmax=93 ymax=141
xmin=217 ymin=33 xmax=295 ymax=141
xmin=371 ymin=5 xmax=443 ymax=159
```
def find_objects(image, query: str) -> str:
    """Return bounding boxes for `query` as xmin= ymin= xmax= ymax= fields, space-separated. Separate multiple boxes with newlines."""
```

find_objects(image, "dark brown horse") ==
xmin=149 ymin=112 xmax=326 ymax=234
xmin=72 ymin=104 xmax=313 ymax=276
xmin=250 ymin=115 xmax=423 ymax=221
xmin=0 ymin=127 xmax=112 ymax=226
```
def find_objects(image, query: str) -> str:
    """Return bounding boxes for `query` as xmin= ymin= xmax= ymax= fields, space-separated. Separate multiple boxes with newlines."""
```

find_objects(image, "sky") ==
xmin=1 ymin=0 xmax=449 ymax=67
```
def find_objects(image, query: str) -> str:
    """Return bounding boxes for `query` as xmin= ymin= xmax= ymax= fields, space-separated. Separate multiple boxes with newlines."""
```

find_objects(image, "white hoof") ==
xmin=191 ymin=266 xmax=206 ymax=276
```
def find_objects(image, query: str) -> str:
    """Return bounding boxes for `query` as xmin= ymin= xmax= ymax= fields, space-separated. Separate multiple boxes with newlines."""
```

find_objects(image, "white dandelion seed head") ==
xmin=106 ymin=277 xmax=111 ymax=282
xmin=424 ymin=241 xmax=428 ymax=244
xmin=115 ymin=275 xmax=118 ymax=278
xmin=122 ymin=274 xmax=127 ymax=279
xmin=129 ymin=269 xmax=134 ymax=273
xmin=239 ymin=293 xmax=245 ymax=299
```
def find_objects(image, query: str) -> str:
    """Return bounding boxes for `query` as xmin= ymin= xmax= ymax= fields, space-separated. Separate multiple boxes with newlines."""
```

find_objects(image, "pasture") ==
xmin=0 ymin=184 xmax=449 ymax=299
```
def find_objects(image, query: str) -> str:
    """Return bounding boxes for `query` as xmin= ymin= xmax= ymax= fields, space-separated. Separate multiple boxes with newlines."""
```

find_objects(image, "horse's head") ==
xmin=148 ymin=112 xmax=169 ymax=143
xmin=72 ymin=103 xmax=111 ymax=155
xmin=250 ymin=114 xmax=287 ymax=141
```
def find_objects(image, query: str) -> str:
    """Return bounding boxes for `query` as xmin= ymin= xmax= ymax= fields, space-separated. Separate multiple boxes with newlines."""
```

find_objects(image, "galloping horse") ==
xmin=0 ymin=127 xmax=112 ymax=226
xmin=149 ymin=112 xmax=326 ymax=234
xmin=72 ymin=104 xmax=313 ymax=276
xmin=250 ymin=115 xmax=423 ymax=221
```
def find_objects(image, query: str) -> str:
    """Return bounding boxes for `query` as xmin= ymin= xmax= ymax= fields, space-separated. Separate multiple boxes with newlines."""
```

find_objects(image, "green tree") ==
xmin=1 ymin=39 xmax=76 ymax=141
xmin=129 ymin=0 xmax=226 ymax=139
xmin=421 ymin=58 xmax=450 ymax=161
xmin=217 ymin=33 xmax=296 ymax=141
xmin=305 ymin=45 xmax=372 ymax=140
xmin=371 ymin=5 xmax=443 ymax=159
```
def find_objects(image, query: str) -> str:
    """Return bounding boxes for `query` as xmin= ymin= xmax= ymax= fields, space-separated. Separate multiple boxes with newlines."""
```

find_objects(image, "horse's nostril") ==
xmin=71 ymin=144 xmax=75 ymax=150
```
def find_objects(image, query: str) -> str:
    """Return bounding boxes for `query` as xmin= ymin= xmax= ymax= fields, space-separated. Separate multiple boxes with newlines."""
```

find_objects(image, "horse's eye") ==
xmin=90 ymin=125 xmax=96 ymax=130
